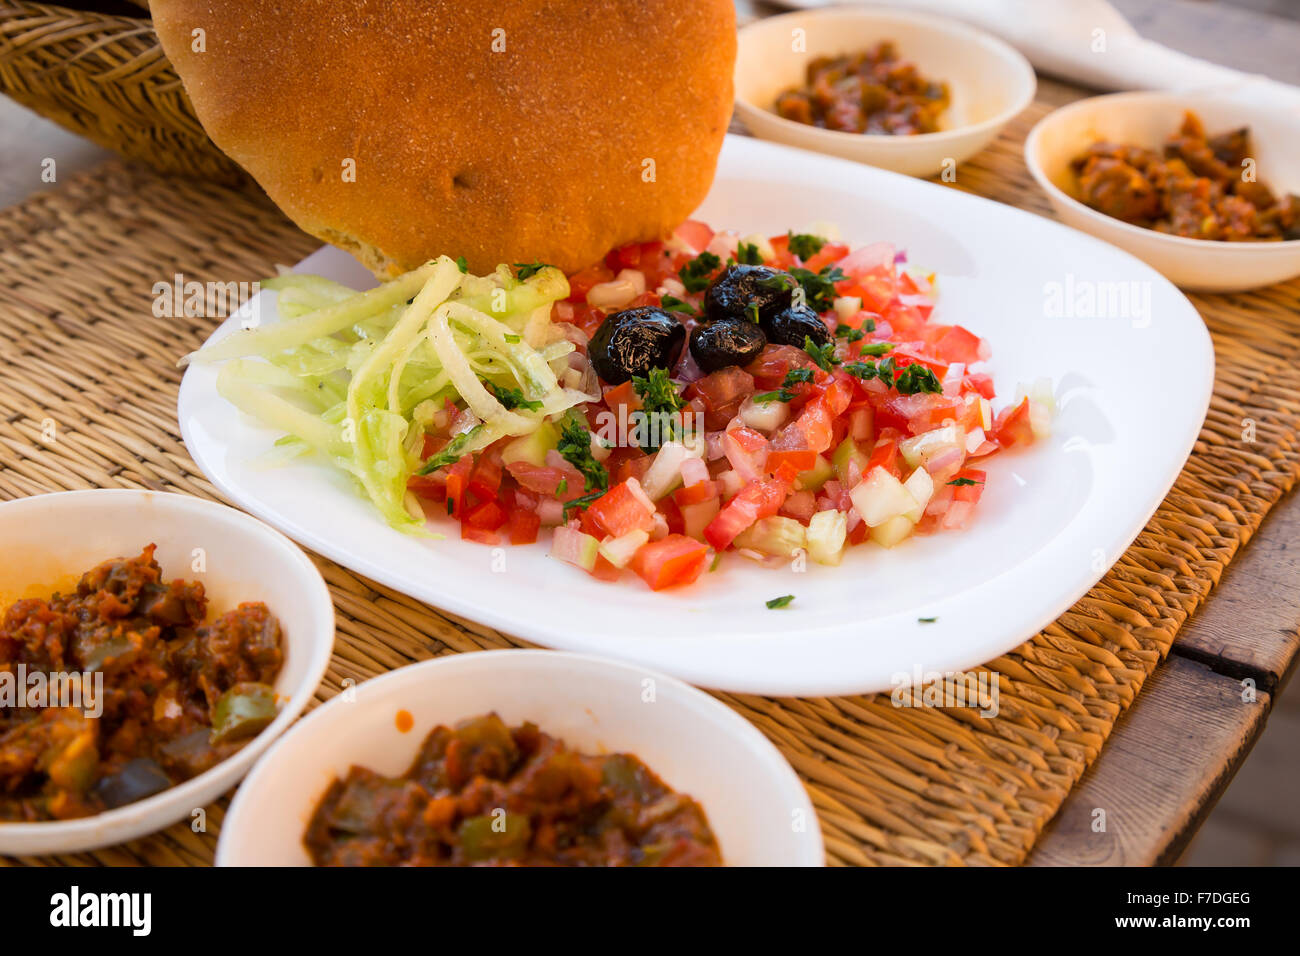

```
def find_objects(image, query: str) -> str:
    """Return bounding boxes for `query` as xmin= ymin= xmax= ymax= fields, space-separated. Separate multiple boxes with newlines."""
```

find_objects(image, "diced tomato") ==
xmin=744 ymin=344 xmax=813 ymax=391
xmin=673 ymin=220 xmax=715 ymax=255
xmin=602 ymin=380 xmax=641 ymax=415
xmin=793 ymin=398 xmax=835 ymax=454
xmin=705 ymin=478 xmax=787 ymax=550
xmin=505 ymin=461 xmax=571 ymax=498
xmin=866 ymin=439 xmax=902 ymax=479
xmin=444 ymin=457 xmax=473 ymax=519
xmin=568 ymin=302 xmax=605 ymax=340
xmin=687 ymin=366 xmax=755 ymax=431
xmin=586 ymin=480 xmax=654 ymax=538
xmin=631 ymin=534 xmax=711 ymax=590
xmin=767 ymin=449 xmax=817 ymax=475
xmin=407 ymin=473 xmax=447 ymax=502
xmin=420 ymin=434 xmax=445 ymax=460
xmin=468 ymin=454 xmax=502 ymax=501
xmin=993 ymin=397 xmax=1034 ymax=448
xmin=658 ymin=494 xmax=686 ymax=536
xmin=460 ymin=525 xmax=501 ymax=545
xmin=673 ymin=480 xmax=719 ymax=507
xmin=964 ymin=373 xmax=996 ymax=400
xmin=950 ymin=468 xmax=987 ymax=503
xmin=567 ymin=263 xmax=614 ymax=303
xmin=802 ymin=241 xmax=849 ymax=271
xmin=463 ymin=499 xmax=506 ymax=531
xmin=930 ymin=325 xmax=983 ymax=365
xmin=605 ymin=242 xmax=643 ymax=272
xmin=507 ymin=507 xmax=541 ymax=545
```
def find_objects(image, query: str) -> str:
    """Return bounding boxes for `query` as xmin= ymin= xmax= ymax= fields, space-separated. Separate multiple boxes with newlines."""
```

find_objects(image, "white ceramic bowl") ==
xmin=1025 ymin=90 xmax=1300 ymax=292
xmin=216 ymin=650 xmax=823 ymax=866
xmin=0 ymin=489 xmax=334 ymax=854
xmin=734 ymin=6 xmax=1035 ymax=178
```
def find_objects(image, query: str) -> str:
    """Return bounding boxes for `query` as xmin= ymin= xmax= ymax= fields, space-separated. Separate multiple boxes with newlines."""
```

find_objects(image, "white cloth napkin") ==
xmin=773 ymin=0 xmax=1300 ymax=112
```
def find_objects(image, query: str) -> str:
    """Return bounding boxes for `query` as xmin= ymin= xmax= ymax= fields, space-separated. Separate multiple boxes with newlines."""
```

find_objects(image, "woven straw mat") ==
xmin=1 ymin=90 xmax=1298 ymax=867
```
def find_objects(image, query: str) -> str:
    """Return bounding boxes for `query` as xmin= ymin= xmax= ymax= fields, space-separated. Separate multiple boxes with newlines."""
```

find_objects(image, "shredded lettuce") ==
xmin=189 ymin=257 xmax=581 ymax=533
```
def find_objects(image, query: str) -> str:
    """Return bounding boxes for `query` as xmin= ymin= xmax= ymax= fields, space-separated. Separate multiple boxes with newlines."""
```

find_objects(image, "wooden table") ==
xmin=735 ymin=0 xmax=1300 ymax=866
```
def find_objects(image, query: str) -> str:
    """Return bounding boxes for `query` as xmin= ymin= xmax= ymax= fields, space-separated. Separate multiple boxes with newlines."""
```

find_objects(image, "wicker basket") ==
xmin=0 ymin=1 xmax=246 ymax=184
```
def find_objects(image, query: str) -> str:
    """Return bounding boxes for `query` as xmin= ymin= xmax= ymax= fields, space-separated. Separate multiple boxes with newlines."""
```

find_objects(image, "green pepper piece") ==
xmin=457 ymin=813 xmax=531 ymax=862
xmin=209 ymin=682 xmax=278 ymax=744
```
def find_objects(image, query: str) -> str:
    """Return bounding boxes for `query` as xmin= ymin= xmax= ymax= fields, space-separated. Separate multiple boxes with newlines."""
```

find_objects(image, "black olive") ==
xmin=702 ymin=264 xmax=795 ymax=324
xmin=94 ymin=758 xmax=172 ymax=809
xmin=689 ymin=318 xmax=768 ymax=373
xmin=588 ymin=307 xmax=686 ymax=384
xmin=761 ymin=302 xmax=832 ymax=348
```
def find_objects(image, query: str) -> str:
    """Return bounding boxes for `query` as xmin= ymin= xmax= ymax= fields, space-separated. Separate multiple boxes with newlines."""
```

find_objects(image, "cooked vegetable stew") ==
xmin=1071 ymin=110 xmax=1300 ymax=241
xmin=0 ymin=546 xmax=283 ymax=821
xmin=304 ymin=713 xmax=722 ymax=866
xmin=774 ymin=42 xmax=949 ymax=136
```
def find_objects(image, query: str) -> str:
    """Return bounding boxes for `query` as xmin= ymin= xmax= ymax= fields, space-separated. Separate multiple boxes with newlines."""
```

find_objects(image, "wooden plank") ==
xmin=1028 ymin=655 xmax=1271 ymax=866
xmin=1172 ymin=488 xmax=1300 ymax=691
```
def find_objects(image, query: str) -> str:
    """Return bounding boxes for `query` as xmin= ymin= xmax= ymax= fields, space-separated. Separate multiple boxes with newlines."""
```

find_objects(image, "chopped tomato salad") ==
xmin=406 ymin=222 xmax=1051 ymax=591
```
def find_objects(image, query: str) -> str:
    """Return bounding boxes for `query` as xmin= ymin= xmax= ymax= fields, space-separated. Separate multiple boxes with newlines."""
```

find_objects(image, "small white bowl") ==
xmin=216 ymin=649 xmax=823 ymax=866
xmin=0 ymin=489 xmax=334 ymax=854
xmin=1025 ymin=90 xmax=1300 ymax=292
xmin=734 ymin=6 xmax=1035 ymax=178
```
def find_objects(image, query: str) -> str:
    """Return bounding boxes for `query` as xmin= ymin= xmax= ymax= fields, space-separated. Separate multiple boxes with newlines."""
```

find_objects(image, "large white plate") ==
xmin=179 ymin=134 xmax=1213 ymax=696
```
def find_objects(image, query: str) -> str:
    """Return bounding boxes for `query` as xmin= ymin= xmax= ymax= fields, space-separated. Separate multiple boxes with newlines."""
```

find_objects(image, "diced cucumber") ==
xmin=849 ymin=467 xmax=914 ymax=527
xmin=806 ymin=510 xmax=847 ymax=566
xmin=797 ymin=454 xmax=834 ymax=493
xmin=899 ymin=424 xmax=962 ymax=469
xmin=501 ymin=421 xmax=559 ymax=467
xmin=551 ymin=526 xmax=599 ymax=571
xmin=641 ymin=440 xmax=696 ymax=500
xmin=733 ymin=516 xmax=807 ymax=557
xmin=739 ymin=396 xmax=790 ymax=432
xmin=831 ymin=437 xmax=868 ymax=485
xmin=833 ymin=296 xmax=863 ymax=323
xmin=599 ymin=529 xmax=650 ymax=569
xmin=901 ymin=467 xmax=934 ymax=522
xmin=870 ymin=514 xmax=915 ymax=548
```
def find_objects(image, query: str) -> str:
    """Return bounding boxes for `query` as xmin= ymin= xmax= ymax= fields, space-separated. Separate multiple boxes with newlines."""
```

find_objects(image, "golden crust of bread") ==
xmin=150 ymin=0 xmax=736 ymax=275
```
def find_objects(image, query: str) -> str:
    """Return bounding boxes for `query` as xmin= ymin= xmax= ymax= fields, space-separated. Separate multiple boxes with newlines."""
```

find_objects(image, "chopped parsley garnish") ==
xmin=858 ymin=342 xmax=895 ymax=357
xmin=555 ymin=477 xmax=568 ymax=496
xmin=446 ymin=498 xmax=455 ymax=515
xmin=835 ymin=325 xmax=865 ymax=344
xmin=804 ymin=336 xmax=838 ymax=372
xmin=789 ymin=264 xmax=846 ymax=313
xmin=513 ymin=261 xmax=553 ymax=280
xmin=631 ymin=367 xmax=684 ymax=450
xmin=632 ymin=367 xmax=683 ymax=415
xmin=455 ymin=255 xmax=468 ymax=273
xmin=417 ymin=424 xmax=484 ymax=475
xmin=736 ymin=241 xmax=764 ymax=265
xmin=660 ymin=294 xmax=698 ymax=315
xmin=561 ymin=491 xmax=604 ymax=516
xmin=766 ymin=595 xmax=795 ymax=610
xmin=948 ymin=477 xmax=984 ymax=487
xmin=863 ymin=317 xmax=876 ymax=333
xmin=895 ymin=363 xmax=943 ymax=395
xmin=753 ymin=367 xmax=816 ymax=404
xmin=678 ymin=251 xmax=722 ymax=292
xmin=484 ymin=381 xmax=542 ymax=412
xmin=787 ymin=232 xmax=826 ymax=261
xmin=557 ymin=413 xmax=609 ymax=492
xmin=844 ymin=361 xmax=879 ymax=381
xmin=503 ymin=333 xmax=521 ymax=344
xmin=918 ymin=616 xmax=938 ymax=623
xmin=746 ymin=301 xmax=761 ymax=324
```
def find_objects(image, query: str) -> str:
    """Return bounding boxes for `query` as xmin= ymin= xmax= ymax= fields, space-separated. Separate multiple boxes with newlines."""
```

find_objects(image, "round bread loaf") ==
xmin=151 ymin=0 xmax=736 ymax=275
